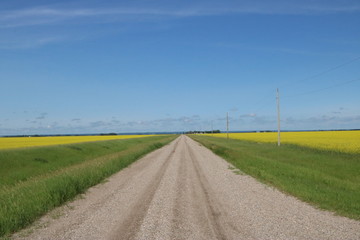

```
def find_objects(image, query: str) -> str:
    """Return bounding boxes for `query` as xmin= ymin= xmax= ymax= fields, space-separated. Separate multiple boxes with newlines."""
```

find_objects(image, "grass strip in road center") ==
xmin=0 ymin=135 xmax=177 ymax=237
xmin=190 ymin=135 xmax=360 ymax=220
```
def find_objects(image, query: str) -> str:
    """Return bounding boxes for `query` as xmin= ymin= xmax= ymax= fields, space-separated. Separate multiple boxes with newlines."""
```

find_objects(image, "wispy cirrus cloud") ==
xmin=214 ymin=42 xmax=344 ymax=57
xmin=1 ymin=1 xmax=360 ymax=28
xmin=0 ymin=36 xmax=65 ymax=49
xmin=0 ymin=7 xmax=214 ymax=28
xmin=1 ymin=1 xmax=359 ymax=49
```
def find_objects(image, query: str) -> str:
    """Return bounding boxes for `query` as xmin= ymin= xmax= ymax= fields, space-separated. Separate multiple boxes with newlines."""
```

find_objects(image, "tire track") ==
xmin=110 ymin=137 xmax=181 ymax=240
xmin=186 ymin=139 xmax=228 ymax=240
xmin=13 ymin=135 xmax=360 ymax=240
xmin=171 ymin=136 xmax=230 ymax=239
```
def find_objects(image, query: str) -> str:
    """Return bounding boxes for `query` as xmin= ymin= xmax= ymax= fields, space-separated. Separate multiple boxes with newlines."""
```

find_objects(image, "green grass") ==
xmin=0 ymin=135 xmax=177 ymax=237
xmin=190 ymin=135 xmax=360 ymax=220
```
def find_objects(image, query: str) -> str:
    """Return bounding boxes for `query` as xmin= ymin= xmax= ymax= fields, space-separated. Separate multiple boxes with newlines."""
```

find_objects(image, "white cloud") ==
xmin=1 ymin=1 xmax=359 ymax=49
xmin=240 ymin=113 xmax=257 ymax=118
xmin=1 ymin=112 xmax=360 ymax=135
xmin=35 ymin=112 xmax=48 ymax=120
xmin=1 ymin=1 xmax=360 ymax=28
xmin=0 ymin=7 xmax=210 ymax=28
xmin=283 ymin=114 xmax=360 ymax=130
xmin=0 ymin=36 xmax=65 ymax=49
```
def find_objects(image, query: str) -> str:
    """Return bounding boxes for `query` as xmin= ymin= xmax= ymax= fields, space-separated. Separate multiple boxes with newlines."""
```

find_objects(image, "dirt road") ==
xmin=14 ymin=135 xmax=360 ymax=240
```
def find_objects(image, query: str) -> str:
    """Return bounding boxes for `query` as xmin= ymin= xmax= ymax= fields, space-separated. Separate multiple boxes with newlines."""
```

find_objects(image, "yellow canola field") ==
xmin=0 ymin=135 xmax=154 ymax=150
xmin=206 ymin=131 xmax=360 ymax=154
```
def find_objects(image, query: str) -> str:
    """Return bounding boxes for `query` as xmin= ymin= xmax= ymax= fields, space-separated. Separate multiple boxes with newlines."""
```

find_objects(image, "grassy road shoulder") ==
xmin=0 ymin=135 xmax=177 ymax=237
xmin=190 ymin=135 xmax=360 ymax=220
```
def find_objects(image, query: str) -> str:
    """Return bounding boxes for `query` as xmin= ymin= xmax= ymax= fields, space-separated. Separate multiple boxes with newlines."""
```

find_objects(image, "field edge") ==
xmin=0 ymin=135 xmax=178 ymax=238
xmin=189 ymin=134 xmax=360 ymax=221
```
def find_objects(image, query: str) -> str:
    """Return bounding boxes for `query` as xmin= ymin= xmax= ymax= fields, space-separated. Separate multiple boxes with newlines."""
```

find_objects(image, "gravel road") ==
xmin=13 ymin=135 xmax=360 ymax=240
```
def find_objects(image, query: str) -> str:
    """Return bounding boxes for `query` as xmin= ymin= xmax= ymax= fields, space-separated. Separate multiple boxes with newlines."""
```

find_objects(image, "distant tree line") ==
xmin=185 ymin=130 xmax=221 ymax=134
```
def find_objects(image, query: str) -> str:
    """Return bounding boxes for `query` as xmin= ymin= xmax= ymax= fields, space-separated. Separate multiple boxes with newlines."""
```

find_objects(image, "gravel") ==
xmin=12 ymin=135 xmax=360 ymax=240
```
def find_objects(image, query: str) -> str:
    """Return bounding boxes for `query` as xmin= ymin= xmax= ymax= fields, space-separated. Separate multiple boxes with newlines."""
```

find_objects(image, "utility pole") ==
xmin=226 ymin=112 xmax=229 ymax=140
xmin=276 ymin=88 xmax=281 ymax=146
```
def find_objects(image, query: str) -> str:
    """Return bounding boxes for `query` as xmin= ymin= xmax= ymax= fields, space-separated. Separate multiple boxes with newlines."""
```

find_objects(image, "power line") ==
xmin=250 ymin=56 xmax=360 ymax=111
xmin=252 ymin=93 xmax=274 ymax=112
xmin=281 ymin=55 xmax=360 ymax=88
xmin=283 ymin=77 xmax=360 ymax=98
xmin=232 ymin=56 xmax=360 ymax=122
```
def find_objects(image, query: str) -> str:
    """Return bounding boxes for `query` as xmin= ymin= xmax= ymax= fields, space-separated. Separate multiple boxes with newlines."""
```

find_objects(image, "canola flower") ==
xmin=206 ymin=131 xmax=360 ymax=154
xmin=0 ymin=135 xmax=154 ymax=150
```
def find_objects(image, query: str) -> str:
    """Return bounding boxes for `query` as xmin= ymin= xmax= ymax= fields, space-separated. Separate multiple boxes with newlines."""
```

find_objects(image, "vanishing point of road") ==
xmin=14 ymin=135 xmax=360 ymax=240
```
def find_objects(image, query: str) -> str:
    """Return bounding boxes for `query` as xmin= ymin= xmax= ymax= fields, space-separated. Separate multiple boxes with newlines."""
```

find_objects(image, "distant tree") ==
xmin=185 ymin=130 xmax=221 ymax=134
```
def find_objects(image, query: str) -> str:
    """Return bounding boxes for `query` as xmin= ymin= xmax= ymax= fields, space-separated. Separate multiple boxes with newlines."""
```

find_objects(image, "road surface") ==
xmin=13 ymin=135 xmax=360 ymax=240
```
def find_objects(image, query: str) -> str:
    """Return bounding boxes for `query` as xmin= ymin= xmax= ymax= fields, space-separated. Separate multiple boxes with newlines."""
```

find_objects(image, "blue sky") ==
xmin=1 ymin=0 xmax=360 ymax=135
